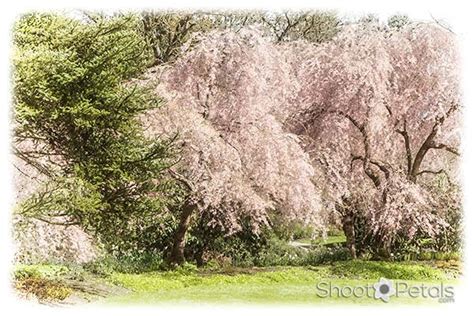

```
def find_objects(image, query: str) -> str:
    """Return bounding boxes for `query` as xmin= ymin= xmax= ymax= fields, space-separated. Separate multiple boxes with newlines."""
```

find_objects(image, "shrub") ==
xmin=252 ymin=236 xmax=351 ymax=267
xmin=84 ymin=252 xmax=165 ymax=275
xmin=303 ymin=246 xmax=352 ymax=265
xmin=14 ymin=264 xmax=70 ymax=280
xmin=254 ymin=237 xmax=307 ymax=266
xmin=185 ymin=215 xmax=268 ymax=267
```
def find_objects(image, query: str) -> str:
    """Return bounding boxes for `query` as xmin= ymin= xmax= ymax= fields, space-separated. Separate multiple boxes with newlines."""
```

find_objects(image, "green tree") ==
xmin=13 ymin=13 xmax=175 ymax=254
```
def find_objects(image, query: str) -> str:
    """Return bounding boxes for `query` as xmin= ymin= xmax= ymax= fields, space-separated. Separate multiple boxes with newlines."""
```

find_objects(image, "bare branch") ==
xmin=429 ymin=142 xmax=460 ymax=156
xmin=168 ymin=169 xmax=195 ymax=191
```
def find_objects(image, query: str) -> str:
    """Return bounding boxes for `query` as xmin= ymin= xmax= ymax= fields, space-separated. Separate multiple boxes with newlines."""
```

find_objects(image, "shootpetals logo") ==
xmin=316 ymin=278 xmax=455 ymax=303
xmin=373 ymin=278 xmax=396 ymax=302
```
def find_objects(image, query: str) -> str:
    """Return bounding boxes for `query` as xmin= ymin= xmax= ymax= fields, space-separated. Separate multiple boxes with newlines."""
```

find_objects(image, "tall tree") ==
xmin=289 ymin=22 xmax=460 ymax=256
xmin=143 ymin=29 xmax=324 ymax=265
xmin=13 ymin=13 xmax=175 ymax=254
xmin=260 ymin=11 xmax=341 ymax=43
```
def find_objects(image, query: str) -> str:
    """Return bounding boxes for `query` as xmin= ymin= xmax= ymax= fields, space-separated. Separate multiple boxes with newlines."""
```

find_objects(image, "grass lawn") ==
xmin=101 ymin=260 xmax=460 ymax=305
xmin=295 ymin=235 xmax=346 ymax=246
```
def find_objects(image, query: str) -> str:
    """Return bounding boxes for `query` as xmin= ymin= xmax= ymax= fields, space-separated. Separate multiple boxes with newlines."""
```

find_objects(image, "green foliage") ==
xmin=185 ymin=216 xmax=350 ymax=268
xmin=327 ymin=261 xmax=447 ymax=280
xmin=13 ymin=13 xmax=176 ymax=254
xmin=17 ymin=176 xmax=103 ymax=225
xmin=14 ymin=264 xmax=70 ymax=280
xmin=108 ymin=267 xmax=326 ymax=294
xmin=253 ymin=238 xmax=351 ymax=267
xmin=184 ymin=215 xmax=266 ymax=267
xmin=304 ymin=246 xmax=353 ymax=264
xmin=253 ymin=237 xmax=307 ymax=267
xmin=14 ymin=14 xmax=153 ymax=135
xmin=84 ymin=252 xmax=165 ymax=275
xmin=311 ymin=234 xmax=346 ymax=246
xmin=390 ymin=232 xmax=462 ymax=261
xmin=13 ymin=260 xmax=456 ymax=304
xmin=270 ymin=217 xmax=316 ymax=241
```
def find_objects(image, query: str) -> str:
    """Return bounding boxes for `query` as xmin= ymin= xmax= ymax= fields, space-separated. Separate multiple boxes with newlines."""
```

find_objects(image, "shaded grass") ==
xmin=327 ymin=260 xmax=448 ymax=280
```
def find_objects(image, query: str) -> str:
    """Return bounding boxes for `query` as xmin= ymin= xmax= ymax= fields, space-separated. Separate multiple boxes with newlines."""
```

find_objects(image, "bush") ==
xmin=14 ymin=264 xmax=69 ymax=280
xmin=185 ymin=215 xmax=267 ymax=267
xmin=84 ymin=252 xmax=165 ymax=275
xmin=254 ymin=237 xmax=307 ymax=266
xmin=186 ymin=218 xmax=351 ymax=268
xmin=252 ymin=236 xmax=351 ymax=267
xmin=303 ymin=246 xmax=352 ymax=265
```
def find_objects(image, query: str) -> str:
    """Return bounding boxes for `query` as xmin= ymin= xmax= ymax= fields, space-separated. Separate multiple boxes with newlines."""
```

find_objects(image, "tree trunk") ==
xmin=168 ymin=201 xmax=196 ymax=266
xmin=342 ymin=211 xmax=357 ymax=259
xmin=376 ymin=237 xmax=393 ymax=260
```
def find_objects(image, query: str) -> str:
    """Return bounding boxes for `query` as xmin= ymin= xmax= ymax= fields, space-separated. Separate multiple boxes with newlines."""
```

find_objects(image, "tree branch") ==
xmin=395 ymin=118 xmax=412 ymax=174
xmin=410 ymin=102 xmax=459 ymax=182
xmin=417 ymin=168 xmax=453 ymax=185
xmin=429 ymin=142 xmax=460 ymax=156
xmin=168 ymin=169 xmax=195 ymax=192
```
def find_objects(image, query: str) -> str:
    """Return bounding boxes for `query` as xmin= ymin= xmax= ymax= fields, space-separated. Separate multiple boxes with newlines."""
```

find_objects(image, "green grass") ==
xmin=102 ymin=261 xmax=459 ymax=305
xmin=315 ymin=234 xmax=346 ymax=245
xmin=13 ymin=261 xmax=458 ymax=305
xmin=327 ymin=260 xmax=448 ymax=280
xmin=295 ymin=234 xmax=346 ymax=246
xmin=14 ymin=264 xmax=70 ymax=279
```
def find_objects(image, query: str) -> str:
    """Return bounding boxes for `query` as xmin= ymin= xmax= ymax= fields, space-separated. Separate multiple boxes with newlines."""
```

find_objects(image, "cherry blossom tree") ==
xmin=143 ymin=29 xmax=324 ymax=264
xmin=289 ymin=22 xmax=460 ymax=257
xmin=138 ymin=21 xmax=460 ymax=263
xmin=13 ymin=12 xmax=461 ymax=266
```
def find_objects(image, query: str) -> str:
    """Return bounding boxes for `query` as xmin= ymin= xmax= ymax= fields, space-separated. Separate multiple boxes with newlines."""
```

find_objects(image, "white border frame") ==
xmin=1 ymin=1 xmax=473 ymax=315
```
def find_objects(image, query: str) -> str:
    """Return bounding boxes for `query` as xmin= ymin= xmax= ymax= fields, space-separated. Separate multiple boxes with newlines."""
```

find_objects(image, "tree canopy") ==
xmin=13 ymin=13 xmax=175 ymax=254
xmin=12 ymin=11 xmax=462 ymax=265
